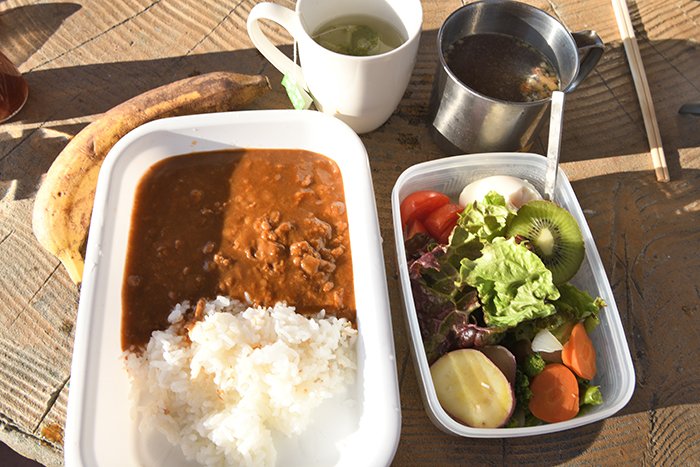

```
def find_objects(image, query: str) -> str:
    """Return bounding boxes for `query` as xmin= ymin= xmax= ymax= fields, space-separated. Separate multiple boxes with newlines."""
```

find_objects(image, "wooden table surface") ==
xmin=1 ymin=0 xmax=699 ymax=465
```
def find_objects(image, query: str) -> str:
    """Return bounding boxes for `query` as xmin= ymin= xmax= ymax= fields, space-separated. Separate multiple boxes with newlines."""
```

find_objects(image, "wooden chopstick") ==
xmin=611 ymin=0 xmax=670 ymax=182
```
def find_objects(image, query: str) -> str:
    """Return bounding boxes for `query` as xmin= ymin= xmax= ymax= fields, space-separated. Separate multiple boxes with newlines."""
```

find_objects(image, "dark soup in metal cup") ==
xmin=428 ymin=0 xmax=603 ymax=154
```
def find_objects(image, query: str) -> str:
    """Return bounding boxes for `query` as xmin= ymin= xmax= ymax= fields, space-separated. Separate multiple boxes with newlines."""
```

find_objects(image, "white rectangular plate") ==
xmin=65 ymin=110 xmax=401 ymax=466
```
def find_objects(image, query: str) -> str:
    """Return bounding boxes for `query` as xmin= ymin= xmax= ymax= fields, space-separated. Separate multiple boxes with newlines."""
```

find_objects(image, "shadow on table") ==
xmin=0 ymin=47 xmax=288 ymax=200
xmin=3 ymin=22 xmax=700 ymax=197
xmin=381 ymin=28 xmax=700 ymax=464
xmin=390 ymin=28 xmax=699 ymax=180
xmin=569 ymin=168 xmax=700 ymax=414
xmin=0 ymin=3 xmax=82 ymax=65
xmin=392 ymin=165 xmax=700 ymax=464
xmin=0 ymin=442 xmax=41 ymax=467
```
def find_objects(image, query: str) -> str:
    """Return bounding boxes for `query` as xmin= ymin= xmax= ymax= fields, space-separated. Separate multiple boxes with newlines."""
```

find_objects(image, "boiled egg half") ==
xmin=458 ymin=175 xmax=542 ymax=209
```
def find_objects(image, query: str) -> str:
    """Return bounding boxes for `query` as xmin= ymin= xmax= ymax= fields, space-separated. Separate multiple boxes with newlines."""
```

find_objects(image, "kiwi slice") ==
xmin=506 ymin=200 xmax=584 ymax=284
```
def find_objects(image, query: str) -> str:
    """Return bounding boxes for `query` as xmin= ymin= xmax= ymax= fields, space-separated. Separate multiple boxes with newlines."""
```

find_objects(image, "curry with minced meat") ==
xmin=121 ymin=149 xmax=355 ymax=350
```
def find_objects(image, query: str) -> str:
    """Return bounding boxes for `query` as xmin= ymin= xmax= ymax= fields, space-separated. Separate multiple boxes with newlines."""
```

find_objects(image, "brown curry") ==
xmin=121 ymin=149 xmax=355 ymax=350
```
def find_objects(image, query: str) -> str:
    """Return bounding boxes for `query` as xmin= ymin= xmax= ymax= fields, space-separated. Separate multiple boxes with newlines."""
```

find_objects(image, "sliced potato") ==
xmin=480 ymin=345 xmax=516 ymax=385
xmin=430 ymin=349 xmax=515 ymax=428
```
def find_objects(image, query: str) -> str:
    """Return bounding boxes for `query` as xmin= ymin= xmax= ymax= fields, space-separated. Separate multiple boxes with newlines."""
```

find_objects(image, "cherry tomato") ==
xmin=406 ymin=218 xmax=428 ymax=239
xmin=400 ymin=191 xmax=450 ymax=227
xmin=424 ymin=203 xmax=461 ymax=244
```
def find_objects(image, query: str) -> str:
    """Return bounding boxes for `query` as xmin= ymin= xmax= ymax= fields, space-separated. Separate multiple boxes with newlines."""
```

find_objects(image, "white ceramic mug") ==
xmin=247 ymin=0 xmax=422 ymax=134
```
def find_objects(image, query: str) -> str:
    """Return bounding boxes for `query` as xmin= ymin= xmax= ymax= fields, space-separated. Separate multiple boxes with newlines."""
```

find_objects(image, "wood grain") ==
xmin=0 ymin=0 xmax=699 ymax=465
xmin=612 ymin=0 xmax=669 ymax=181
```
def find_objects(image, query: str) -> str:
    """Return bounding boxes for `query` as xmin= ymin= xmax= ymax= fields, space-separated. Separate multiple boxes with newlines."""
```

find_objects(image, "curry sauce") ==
xmin=121 ymin=149 xmax=355 ymax=350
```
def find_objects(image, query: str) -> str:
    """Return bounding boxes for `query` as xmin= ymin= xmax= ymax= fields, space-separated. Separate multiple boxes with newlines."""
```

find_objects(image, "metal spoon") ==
xmin=0 ymin=50 xmax=29 ymax=123
xmin=544 ymin=90 xmax=565 ymax=201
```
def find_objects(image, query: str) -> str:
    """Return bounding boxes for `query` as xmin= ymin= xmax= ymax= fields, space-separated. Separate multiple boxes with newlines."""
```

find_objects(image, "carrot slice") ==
xmin=561 ymin=322 xmax=597 ymax=380
xmin=528 ymin=363 xmax=579 ymax=423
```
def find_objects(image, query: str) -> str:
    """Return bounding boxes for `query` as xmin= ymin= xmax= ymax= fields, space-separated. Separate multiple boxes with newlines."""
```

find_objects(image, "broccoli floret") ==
xmin=576 ymin=377 xmax=603 ymax=416
xmin=514 ymin=368 xmax=533 ymax=404
xmin=506 ymin=369 xmax=534 ymax=428
xmin=580 ymin=385 xmax=603 ymax=406
xmin=505 ymin=407 xmax=525 ymax=428
xmin=523 ymin=353 xmax=546 ymax=378
xmin=507 ymin=368 xmax=548 ymax=428
xmin=524 ymin=411 xmax=543 ymax=427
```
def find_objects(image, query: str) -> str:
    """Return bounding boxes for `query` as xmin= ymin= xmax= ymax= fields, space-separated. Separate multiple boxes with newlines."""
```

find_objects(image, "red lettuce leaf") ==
xmin=407 ymin=240 xmax=503 ymax=363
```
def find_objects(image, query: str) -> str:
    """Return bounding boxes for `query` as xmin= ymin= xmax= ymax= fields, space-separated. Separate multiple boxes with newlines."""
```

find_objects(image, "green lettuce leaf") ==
xmin=511 ymin=283 xmax=607 ymax=342
xmin=459 ymin=237 xmax=560 ymax=328
xmin=456 ymin=191 xmax=514 ymax=243
xmin=445 ymin=225 xmax=483 ymax=266
xmin=554 ymin=283 xmax=606 ymax=332
xmin=554 ymin=283 xmax=605 ymax=319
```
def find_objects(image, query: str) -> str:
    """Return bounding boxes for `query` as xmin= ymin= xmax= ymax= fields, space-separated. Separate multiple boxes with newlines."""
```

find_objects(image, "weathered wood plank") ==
xmin=1 ymin=0 xmax=699 ymax=465
xmin=35 ymin=379 xmax=69 ymax=449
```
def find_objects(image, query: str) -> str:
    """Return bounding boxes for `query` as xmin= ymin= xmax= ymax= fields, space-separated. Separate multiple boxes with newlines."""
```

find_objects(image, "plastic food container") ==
xmin=65 ymin=110 xmax=401 ymax=466
xmin=391 ymin=153 xmax=635 ymax=437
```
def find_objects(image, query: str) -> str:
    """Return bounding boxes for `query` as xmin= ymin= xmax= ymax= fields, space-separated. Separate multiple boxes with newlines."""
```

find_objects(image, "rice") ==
xmin=124 ymin=297 xmax=357 ymax=467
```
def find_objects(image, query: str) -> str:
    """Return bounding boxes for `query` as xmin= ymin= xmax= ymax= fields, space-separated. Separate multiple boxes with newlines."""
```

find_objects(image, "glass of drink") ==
xmin=0 ymin=50 xmax=29 ymax=123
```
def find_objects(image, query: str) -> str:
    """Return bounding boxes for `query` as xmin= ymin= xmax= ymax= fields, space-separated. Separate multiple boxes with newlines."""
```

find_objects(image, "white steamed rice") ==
xmin=124 ymin=296 xmax=357 ymax=467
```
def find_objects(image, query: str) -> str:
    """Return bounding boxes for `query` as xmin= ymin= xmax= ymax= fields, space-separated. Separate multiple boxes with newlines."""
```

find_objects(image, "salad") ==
xmin=401 ymin=176 xmax=605 ymax=428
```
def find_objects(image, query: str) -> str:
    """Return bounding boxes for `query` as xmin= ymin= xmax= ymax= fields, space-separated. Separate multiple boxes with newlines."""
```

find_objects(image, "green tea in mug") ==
xmin=312 ymin=15 xmax=405 ymax=57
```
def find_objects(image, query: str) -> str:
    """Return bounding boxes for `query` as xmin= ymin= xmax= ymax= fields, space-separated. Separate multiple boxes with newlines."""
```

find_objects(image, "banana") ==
xmin=32 ymin=71 xmax=271 ymax=284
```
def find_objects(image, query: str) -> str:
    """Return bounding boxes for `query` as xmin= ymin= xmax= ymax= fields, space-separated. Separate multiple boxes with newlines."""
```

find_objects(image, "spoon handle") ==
xmin=544 ymin=91 xmax=565 ymax=201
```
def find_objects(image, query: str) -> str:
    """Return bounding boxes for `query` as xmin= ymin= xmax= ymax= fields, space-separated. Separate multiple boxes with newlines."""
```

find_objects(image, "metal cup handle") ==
xmin=566 ymin=30 xmax=605 ymax=92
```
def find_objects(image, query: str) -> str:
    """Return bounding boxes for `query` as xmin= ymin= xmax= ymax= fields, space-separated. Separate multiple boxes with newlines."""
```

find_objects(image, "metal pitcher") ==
xmin=428 ymin=0 xmax=604 ymax=154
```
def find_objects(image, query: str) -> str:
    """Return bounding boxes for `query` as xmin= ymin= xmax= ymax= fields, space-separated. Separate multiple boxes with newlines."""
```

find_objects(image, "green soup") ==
xmin=312 ymin=15 xmax=406 ymax=57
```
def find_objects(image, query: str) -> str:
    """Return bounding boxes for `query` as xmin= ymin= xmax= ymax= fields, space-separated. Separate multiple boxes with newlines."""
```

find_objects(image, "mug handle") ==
xmin=247 ymin=2 xmax=307 ymax=88
xmin=566 ymin=30 xmax=605 ymax=92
